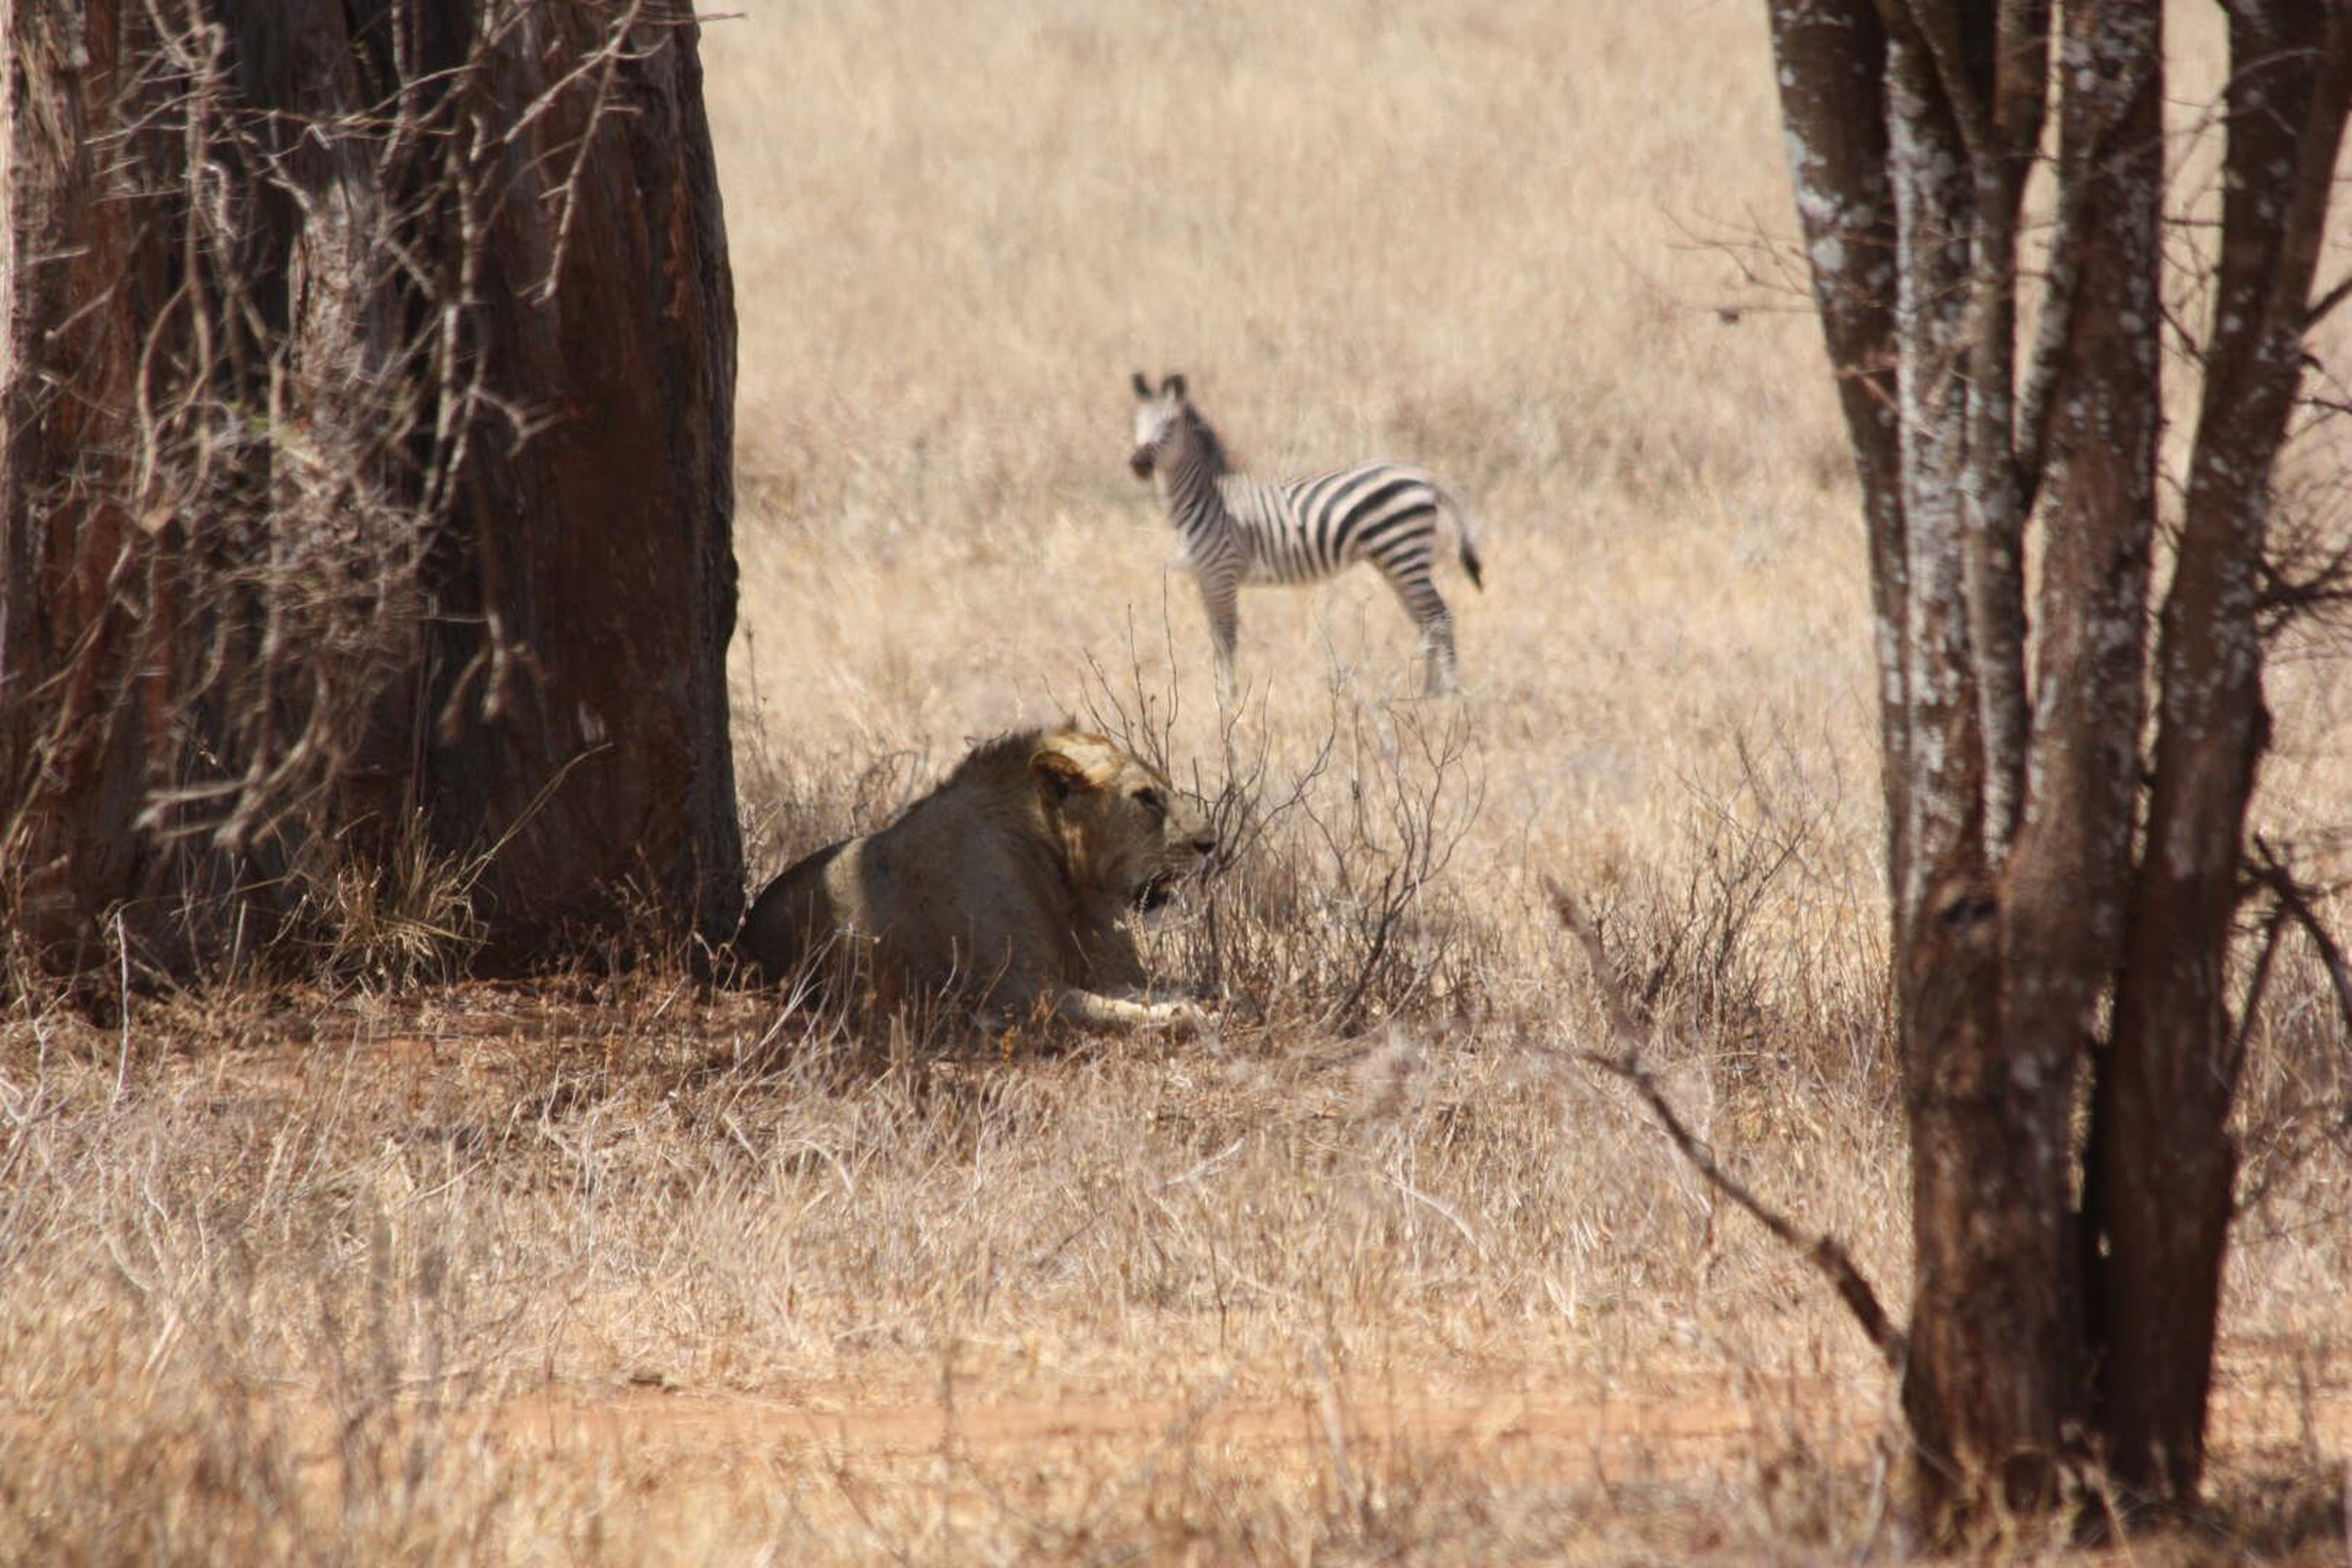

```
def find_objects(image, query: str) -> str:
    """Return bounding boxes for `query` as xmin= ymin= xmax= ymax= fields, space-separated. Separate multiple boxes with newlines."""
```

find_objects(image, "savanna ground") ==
xmin=6 ymin=1 xmax=2352 ymax=1561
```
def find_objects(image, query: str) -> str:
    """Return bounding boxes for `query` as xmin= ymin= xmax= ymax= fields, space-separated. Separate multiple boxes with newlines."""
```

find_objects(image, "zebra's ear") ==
xmin=1165 ymin=372 xmax=1186 ymax=400
xmin=1131 ymin=370 xmax=1153 ymax=399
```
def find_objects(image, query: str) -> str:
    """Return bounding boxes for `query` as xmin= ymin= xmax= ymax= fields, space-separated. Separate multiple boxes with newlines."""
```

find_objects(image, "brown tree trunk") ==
xmin=1877 ymin=8 xmax=2087 ymax=1528
xmin=1 ymin=1 xmax=742 ymax=973
xmin=1765 ymin=0 xmax=2351 ymax=1536
xmin=1775 ymin=2 xmax=2068 ymax=1526
xmin=2094 ymin=7 xmax=2352 ymax=1506
xmin=0 ymin=2 xmax=172 ymax=966
xmin=2005 ymin=4 xmax=2165 ymax=1480
xmin=1767 ymin=0 xmax=1908 ymax=908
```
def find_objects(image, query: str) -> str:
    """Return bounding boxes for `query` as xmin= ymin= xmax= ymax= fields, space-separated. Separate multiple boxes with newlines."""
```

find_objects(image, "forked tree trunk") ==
xmin=2092 ymin=5 xmax=2352 ymax=1502
xmin=1 ymin=1 xmax=741 ymax=971
xmin=1771 ymin=0 xmax=2351 ymax=1538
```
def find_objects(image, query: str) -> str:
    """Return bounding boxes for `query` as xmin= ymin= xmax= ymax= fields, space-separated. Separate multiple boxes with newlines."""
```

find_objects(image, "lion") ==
xmin=735 ymin=725 xmax=1218 ymax=1032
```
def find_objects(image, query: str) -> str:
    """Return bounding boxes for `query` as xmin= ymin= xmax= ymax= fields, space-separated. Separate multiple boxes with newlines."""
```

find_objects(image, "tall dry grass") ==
xmin=2 ymin=0 xmax=2348 ymax=1561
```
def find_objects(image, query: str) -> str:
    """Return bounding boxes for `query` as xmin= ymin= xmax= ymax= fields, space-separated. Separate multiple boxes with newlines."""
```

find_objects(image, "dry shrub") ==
xmin=0 ymin=933 xmax=2335 ymax=1562
xmin=1579 ymin=729 xmax=1895 ymax=1113
xmin=1076 ymin=657 xmax=1493 ymax=1036
xmin=2233 ymin=885 xmax=2352 ymax=1230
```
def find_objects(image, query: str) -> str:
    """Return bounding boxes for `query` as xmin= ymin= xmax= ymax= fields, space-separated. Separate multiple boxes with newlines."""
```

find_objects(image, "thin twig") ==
xmin=112 ymin=911 xmax=132 ymax=1110
xmin=2230 ymin=905 xmax=2291 ymax=1085
xmin=2248 ymin=840 xmax=2352 ymax=1052
xmin=2303 ymin=271 xmax=2352 ymax=331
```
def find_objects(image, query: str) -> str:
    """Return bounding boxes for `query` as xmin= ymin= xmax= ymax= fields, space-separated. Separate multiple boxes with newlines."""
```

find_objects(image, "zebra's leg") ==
xmin=1378 ymin=564 xmax=1458 ymax=696
xmin=1196 ymin=570 xmax=1240 ymax=701
xmin=1422 ymin=608 xmax=1460 ymax=696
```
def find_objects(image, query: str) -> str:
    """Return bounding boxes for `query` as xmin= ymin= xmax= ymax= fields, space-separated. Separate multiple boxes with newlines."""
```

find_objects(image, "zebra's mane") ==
xmin=1182 ymin=406 xmax=1232 ymax=477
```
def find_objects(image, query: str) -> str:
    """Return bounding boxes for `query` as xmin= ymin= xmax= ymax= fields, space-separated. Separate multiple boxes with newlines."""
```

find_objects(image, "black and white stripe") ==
xmin=1129 ymin=371 xmax=1483 ymax=696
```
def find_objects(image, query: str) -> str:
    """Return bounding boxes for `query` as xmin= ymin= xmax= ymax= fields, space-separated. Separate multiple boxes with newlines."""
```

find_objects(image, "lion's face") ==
xmin=1030 ymin=730 xmax=1215 ymax=912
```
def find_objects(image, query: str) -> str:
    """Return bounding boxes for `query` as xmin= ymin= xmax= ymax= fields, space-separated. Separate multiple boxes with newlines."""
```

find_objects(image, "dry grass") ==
xmin=4 ymin=0 xmax=2350 ymax=1561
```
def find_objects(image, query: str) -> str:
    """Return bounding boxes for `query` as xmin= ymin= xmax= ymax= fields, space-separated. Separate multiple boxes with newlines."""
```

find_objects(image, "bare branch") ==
xmin=2304 ymin=271 xmax=2352 ymax=331
xmin=2261 ymin=15 xmax=2352 ymax=346
xmin=524 ymin=2 xmax=662 ymax=303
xmin=2227 ymin=905 xmax=2289 ymax=1086
xmin=2246 ymin=840 xmax=2352 ymax=1070
xmin=1542 ymin=876 xmax=1906 ymax=1370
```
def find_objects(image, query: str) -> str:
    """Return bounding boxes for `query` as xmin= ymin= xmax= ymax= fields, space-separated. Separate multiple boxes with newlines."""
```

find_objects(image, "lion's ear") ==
xmin=1030 ymin=746 xmax=1096 ymax=805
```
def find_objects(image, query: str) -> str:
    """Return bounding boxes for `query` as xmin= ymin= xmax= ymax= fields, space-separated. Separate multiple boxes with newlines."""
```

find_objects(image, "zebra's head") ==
xmin=1129 ymin=371 xmax=1221 ymax=480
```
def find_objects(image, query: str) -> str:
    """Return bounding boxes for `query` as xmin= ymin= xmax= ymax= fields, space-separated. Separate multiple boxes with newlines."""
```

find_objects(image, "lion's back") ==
xmin=865 ymin=784 xmax=1058 ymax=990
xmin=735 ymin=772 xmax=1055 ymax=998
xmin=735 ymin=837 xmax=866 ymax=983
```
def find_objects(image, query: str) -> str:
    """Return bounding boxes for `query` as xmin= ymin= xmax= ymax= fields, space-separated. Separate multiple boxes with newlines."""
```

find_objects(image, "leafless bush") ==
xmin=733 ymin=731 xmax=933 ymax=893
xmin=1581 ymin=729 xmax=1891 ymax=1104
xmin=1076 ymin=654 xmax=1490 ymax=1036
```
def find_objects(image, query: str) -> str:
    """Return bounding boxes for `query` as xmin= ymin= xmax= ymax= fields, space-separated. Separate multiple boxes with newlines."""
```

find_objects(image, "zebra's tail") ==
xmin=1441 ymin=488 xmax=1485 ymax=591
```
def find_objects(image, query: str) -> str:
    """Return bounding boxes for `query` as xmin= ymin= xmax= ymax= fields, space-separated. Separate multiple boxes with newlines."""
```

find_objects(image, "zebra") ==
xmin=1127 ymin=371 xmax=1483 ymax=698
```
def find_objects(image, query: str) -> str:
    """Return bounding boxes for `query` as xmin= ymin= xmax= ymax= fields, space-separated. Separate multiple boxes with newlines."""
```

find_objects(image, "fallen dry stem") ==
xmin=1545 ymin=874 xmax=1905 ymax=1370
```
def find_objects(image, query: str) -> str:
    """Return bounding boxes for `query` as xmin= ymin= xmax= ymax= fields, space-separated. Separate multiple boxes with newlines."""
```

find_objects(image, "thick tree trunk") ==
xmin=1878 ymin=10 xmax=2084 ymax=1528
xmin=1774 ymin=0 xmax=2061 ymax=1525
xmin=0 ymin=2 xmax=171 ymax=965
xmin=2095 ymin=7 xmax=2352 ymax=1506
xmin=0 ymin=1 xmax=741 ymax=972
xmin=1774 ymin=0 xmax=2352 ymax=1539
xmin=2007 ymin=0 xmax=2163 ymax=1446
xmin=391 ymin=3 xmax=745 ymax=960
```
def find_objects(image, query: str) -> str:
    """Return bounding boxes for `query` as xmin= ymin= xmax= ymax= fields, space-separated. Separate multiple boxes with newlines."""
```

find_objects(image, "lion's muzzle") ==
xmin=1136 ymin=871 xmax=1184 ymax=913
xmin=1135 ymin=818 xmax=1216 ymax=913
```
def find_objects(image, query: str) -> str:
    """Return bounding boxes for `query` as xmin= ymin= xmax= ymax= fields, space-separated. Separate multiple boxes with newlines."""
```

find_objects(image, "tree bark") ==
xmin=1770 ymin=0 xmax=2351 ymax=1536
xmin=1877 ymin=6 xmax=2087 ymax=1528
xmin=392 ymin=2 xmax=746 ymax=960
xmin=2094 ymin=6 xmax=2352 ymax=1506
xmin=1998 ymin=0 xmax=2162 ymax=1502
xmin=1 ymin=6 xmax=186 ymax=962
xmin=1768 ymin=0 xmax=1909 ymax=908
xmin=1774 ymin=1 xmax=2061 ymax=1524
xmin=0 ymin=1 xmax=742 ymax=973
